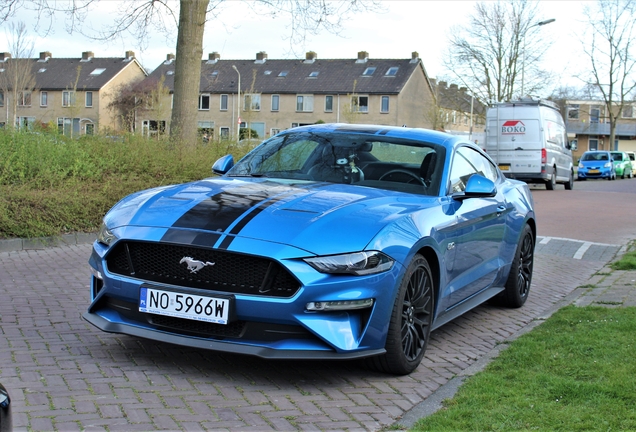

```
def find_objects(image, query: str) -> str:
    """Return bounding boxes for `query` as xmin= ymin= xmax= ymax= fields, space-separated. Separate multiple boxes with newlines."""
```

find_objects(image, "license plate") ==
xmin=589 ymin=169 xmax=600 ymax=174
xmin=139 ymin=287 xmax=230 ymax=324
xmin=498 ymin=164 xmax=510 ymax=171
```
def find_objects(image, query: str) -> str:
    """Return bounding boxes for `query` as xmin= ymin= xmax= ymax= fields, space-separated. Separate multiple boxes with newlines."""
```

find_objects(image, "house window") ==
xmin=57 ymin=117 xmax=80 ymax=136
xmin=62 ymin=91 xmax=75 ymax=107
xmin=199 ymin=94 xmax=210 ymax=110
xmin=325 ymin=95 xmax=334 ymax=112
xmin=590 ymin=107 xmax=601 ymax=123
xmin=452 ymin=111 xmax=457 ymax=124
xmin=18 ymin=91 xmax=32 ymax=106
xmin=622 ymin=105 xmax=634 ymax=118
xmin=89 ymin=68 xmax=106 ymax=76
xmin=296 ymin=95 xmax=314 ymax=112
xmin=568 ymin=104 xmax=579 ymax=120
xmin=17 ymin=116 xmax=36 ymax=130
xmin=85 ymin=123 xmax=94 ymax=135
xmin=244 ymin=94 xmax=261 ymax=111
xmin=308 ymin=71 xmax=319 ymax=78
xmin=142 ymin=120 xmax=166 ymax=137
xmin=271 ymin=128 xmax=281 ymax=136
xmin=381 ymin=96 xmax=389 ymax=113
xmin=362 ymin=67 xmax=376 ymax=76
xmin=220 ymin=127 xmax=230 ymax=139
xmin=220 ymin=94 xmax=228 ymax=111
xmin=0 ymin=91 xmax=3 ymax=107
xmin=40 ymin=91 xmax=48 ymax=107
xmin=351 ymin=95 xmax=368 ymax=113
xmin=85 ymin=91 xmax=93 ymax=108
xmin=271 ymin=94 xmax=280 ymax=111
xmin=385 ymin=67 xmax=399 ymax=76
xmin=278 ymin=71 xmax=288 ymax=77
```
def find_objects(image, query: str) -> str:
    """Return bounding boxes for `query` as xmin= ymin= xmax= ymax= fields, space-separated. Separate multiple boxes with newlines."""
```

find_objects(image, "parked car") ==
xmin=610 ymin=151 xmax=633 ymax=179
xmin=626 ymin=151 xmax=636 ymax=176
xmin=84 ymin=123 xmax=536 ymax=375
xmin=577 ymin=151 xmax=616 ymax=180
xmin=0 ymin=383 xmax=11 ymax=432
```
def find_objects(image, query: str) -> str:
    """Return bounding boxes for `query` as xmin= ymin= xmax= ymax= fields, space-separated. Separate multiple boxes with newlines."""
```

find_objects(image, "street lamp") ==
xmin=232 ymin=65 xmax=241 ymax=141
xmin=521 ymin=18 xmax=555 ymax=96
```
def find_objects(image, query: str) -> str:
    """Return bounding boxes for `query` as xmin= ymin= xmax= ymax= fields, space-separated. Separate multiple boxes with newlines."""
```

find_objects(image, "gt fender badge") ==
xmin=180 ymin=257 xmax=215 ymax=273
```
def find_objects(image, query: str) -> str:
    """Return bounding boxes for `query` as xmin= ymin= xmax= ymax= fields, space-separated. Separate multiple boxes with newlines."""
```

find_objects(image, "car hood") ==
xmin=105 ymin=177 xmax=440 ymax=256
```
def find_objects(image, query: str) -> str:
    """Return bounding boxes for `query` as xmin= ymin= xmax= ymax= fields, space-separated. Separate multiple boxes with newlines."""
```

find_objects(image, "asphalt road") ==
xmin=0 ymin=178 xmax=632 ymax=431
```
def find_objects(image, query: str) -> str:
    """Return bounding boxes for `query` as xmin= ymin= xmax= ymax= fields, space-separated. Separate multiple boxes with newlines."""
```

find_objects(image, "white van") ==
xmin=485 ymin=98 xmax=574 ymax=190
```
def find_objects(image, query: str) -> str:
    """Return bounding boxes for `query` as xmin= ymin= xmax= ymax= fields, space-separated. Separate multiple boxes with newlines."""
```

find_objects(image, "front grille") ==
xmin=105 ymin=241 xmax=300 ymax=297
xmin=149 ymin=314 xmax=247 ymax=337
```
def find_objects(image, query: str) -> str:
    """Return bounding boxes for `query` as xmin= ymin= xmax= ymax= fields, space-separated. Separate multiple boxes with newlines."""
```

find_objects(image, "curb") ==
xmin=0 ymin=232 xmax=96 ymax=253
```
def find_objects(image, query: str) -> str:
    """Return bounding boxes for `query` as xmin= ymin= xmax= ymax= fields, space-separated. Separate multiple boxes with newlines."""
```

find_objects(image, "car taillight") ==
xmin=541 ymin=148 xmax=547 ymax=164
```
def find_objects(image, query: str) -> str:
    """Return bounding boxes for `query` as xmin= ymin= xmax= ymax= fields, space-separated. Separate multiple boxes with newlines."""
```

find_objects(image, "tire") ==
xmin=367 ymin=254 xmax=434 ymax=375
xmin=564 ymin=170 xmax=574 ymax=190
xmin=496 ymin=224 xmax=534 ymax=308
xmin=546 ymin=167 xmax=556 ymax=190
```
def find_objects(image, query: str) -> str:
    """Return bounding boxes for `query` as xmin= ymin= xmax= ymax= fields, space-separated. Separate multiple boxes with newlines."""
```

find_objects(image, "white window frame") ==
xmin=18 ymin=91 xmax=32 ymax=107
xmin=40 ymin=91 xmax=48 ymax=107
xmin=568 ymin=104 xmax=580 ymax=120
xmin=199 ymin=93 xmax=210 ymax=110
xmin=271 ymin=94 xmax=280 ymax=111
xmin=220 ymin=94 xmax=228 ymax=111
xmin=296 ymin=94 xmax=314 ymax=112
xmin=351 ymin=95 xmax=369 ymax=113
xmin=243 ymin=93 xmax=261 ymax=111
xmin=380 ymin=96 xmax=389 ymax=113
xmin=85 ymin=91 xmax=93 ymax=108
xmin=62 ymin=91 xmax=75 ymax=107
xmin=220 ymin=127 xmax=230 ymax=139
xmin=622 ymin=104 xmax=634 ymax=119
xmin=270 ymin=128 xmax=281 ymax=136
xmin=325 ymin=95 xmax=334 ymax=112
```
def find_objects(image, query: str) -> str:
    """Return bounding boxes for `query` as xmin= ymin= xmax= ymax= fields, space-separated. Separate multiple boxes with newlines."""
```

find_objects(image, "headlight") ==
xmin=303 ymin=251 xmax=394 ymax=275
xmin=578 ymin=163 xmax=584 ymax=169
xmin=97 ymin=222 xmax=118 ymax=246
xmin=604 ymin=162 xmax=612 ymax=168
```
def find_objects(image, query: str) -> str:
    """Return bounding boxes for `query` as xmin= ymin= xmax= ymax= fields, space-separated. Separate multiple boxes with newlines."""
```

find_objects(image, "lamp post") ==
xmin=521 ymin=18 xmax=555 ymax=97
xmin=232 ymin=65 xmax=241 ymax=140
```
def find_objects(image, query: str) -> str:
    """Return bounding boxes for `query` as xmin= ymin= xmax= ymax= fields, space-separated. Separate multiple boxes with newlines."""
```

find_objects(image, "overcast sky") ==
xmin=4 ymin=0 xmax=591 ymax=92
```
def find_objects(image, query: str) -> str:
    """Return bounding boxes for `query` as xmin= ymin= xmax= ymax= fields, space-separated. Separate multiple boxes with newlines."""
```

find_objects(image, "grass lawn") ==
xmin=411 ymin=305 xmax=636 ymax=431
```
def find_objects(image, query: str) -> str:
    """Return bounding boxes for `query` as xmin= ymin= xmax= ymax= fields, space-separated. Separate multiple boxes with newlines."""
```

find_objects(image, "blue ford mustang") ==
xmin=84 ymin=124 xmax=536 ymax=375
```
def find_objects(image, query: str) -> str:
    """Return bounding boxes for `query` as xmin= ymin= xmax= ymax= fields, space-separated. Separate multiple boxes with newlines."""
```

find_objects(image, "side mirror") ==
xmin=452 ymin=174 xmax=496 ymax=200
xmin=212 ymin=155 xmax=234 ymax=175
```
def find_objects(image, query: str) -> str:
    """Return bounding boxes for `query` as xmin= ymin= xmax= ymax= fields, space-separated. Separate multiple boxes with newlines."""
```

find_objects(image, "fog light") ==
xmin=306 ymin=299 xmax=374 ymax=311
xmin=90 ymin=266 xmax=103 ymax=280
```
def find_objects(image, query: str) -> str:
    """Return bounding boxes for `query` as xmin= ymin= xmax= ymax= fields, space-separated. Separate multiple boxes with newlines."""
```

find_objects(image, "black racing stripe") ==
xmin=217 ymin=188 xmax=308 ymax=250
xmin=161 ymin=229 xmax=222 ymax=247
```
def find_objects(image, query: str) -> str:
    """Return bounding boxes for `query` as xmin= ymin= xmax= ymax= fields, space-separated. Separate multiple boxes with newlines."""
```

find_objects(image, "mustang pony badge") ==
xmin=180 ymin=257 xmax=215 ymax=273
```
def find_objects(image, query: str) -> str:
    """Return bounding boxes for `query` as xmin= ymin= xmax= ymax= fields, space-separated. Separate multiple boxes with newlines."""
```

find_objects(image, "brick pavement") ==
xmin=0 ymin=237 xmax=631 ymax=431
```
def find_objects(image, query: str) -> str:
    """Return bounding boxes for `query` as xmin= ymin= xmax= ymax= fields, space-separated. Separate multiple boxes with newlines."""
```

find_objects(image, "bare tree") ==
xmin=0 ymin=21 xmax=36 ymax=129
xmin=580 ymin=0 xmax=636 ymax=150
xmin=443 ymin=0 xmax=553 ymax=104
xmin=0 ymin=0 xmax=379 ymax=146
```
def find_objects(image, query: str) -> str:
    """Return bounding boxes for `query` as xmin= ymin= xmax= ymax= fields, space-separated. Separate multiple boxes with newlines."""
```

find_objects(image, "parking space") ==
xmin=0 ymin=240 xmax=615 ymax=430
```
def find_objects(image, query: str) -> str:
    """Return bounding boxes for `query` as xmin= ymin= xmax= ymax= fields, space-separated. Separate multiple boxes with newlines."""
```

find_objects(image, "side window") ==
xmin=449 ymin=147 xmax=498 ymax=193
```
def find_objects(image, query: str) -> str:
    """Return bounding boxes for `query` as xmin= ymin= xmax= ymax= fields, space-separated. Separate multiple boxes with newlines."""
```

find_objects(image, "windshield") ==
xmin=227 ymin=131 xmax=445 ymax=196
xmin=582 ymin=152 xmax=609 ymax=161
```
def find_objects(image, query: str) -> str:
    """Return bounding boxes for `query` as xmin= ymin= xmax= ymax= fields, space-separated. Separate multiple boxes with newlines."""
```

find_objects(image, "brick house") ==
xmin=135 ymin=51 xmax=439 ymax=141
xmin=0 ymin=50 xmax=146 ymax=135
xmin=564 ymin=100 xmax=636 ymax=159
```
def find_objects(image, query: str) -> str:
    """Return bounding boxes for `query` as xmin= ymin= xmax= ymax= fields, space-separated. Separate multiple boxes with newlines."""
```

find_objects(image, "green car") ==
xmin=610 ymin=151 xmax=633 ymax=179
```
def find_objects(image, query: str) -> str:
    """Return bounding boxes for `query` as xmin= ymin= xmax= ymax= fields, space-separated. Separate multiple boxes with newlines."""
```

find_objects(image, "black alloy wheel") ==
xmin=496 ymin=224 xmax=534 ymax=308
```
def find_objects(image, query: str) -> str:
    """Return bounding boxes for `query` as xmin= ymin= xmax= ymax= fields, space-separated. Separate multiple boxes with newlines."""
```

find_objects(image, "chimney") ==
xmin=0 ymin=52 xmax=12 ymax=62
xmin=439 ymin=81 xmax=447 ymax=88
xmin=81 ymin=51 xmax=94 ymax=61
xmin=39 ymin=51 xmax=52 ymax=61
xmin=304 ymin=51 xmax=317 ymax=63
xmin=125 ymin=50 xmax=135 ymax=59
xmin=450 ymin=84 xmax=458 ymax=92
xmin=165 ymin=53 xmax=175 ymax=64
xmin=356 ymin=51 xmax=369 ymax=63
xmin=255 ymin=51 xmax=268 ymax=63
xmin=410 ymin=51 xmax=419 ymax=63
xmin=207 ymin=52 xmax=220 ymax=64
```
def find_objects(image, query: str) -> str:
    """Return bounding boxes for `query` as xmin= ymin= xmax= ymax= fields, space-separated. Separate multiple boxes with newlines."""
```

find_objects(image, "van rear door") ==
xmin=486 ymin=114 xmax=542 ymax=177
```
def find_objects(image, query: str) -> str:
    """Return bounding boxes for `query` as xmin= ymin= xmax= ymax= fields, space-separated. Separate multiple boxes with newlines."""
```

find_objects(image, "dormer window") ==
xmin=385 ymin=67 xmax=399 ymax=76
xmin=362 ymin=67 xmax=376 ymax=76
xmin=90 ymin=68 xmax=106 ymax=76
xmin=278 ymin=71 xmax=288 ymax=77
